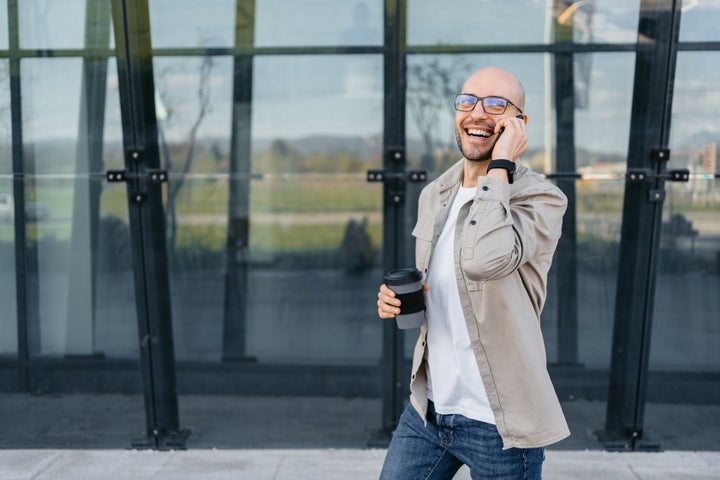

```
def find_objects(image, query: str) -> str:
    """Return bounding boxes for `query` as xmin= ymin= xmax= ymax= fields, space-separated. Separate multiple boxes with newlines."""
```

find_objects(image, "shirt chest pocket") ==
xmin=412 ymin=214 xmax=434 ymax=273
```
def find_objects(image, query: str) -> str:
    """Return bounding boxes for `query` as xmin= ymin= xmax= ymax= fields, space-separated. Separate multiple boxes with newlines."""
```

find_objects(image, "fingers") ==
xmin=493 ymin=116 xmax=528 ymax=160
xmin=377 ymin=284 xmax=401 ymax=319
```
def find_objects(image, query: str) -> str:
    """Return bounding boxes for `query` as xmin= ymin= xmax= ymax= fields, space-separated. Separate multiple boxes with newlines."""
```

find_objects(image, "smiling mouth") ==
xmin=466 ymin=128 xmax=492 ymax=138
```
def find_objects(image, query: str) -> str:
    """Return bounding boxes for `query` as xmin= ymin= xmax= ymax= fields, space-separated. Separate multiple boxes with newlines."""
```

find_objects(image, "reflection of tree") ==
xmin=407 ymin=59 xmax=470 ymax=172
xmin=156 ymin=56 xmax=215 ymax=254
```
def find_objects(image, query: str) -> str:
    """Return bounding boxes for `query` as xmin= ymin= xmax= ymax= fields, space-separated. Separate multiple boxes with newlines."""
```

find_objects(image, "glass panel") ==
xmin=21 ymin=57 xmax=137 ymax=358
xmin=644 ymin=50 xmax=720 ymax=449
xmin=0 ymin=0 xmax=8 ymax=50
xmin=0 ymin=60 xmax=10 ymax=171
xmin=0 ymin=182 xmax=17 ymax=357
xmin=1 ymin=58 xmax=14 ymax=355
xmin=160 ymin=54 xmax=384 ymax=364
xmin=149 ymin=0 xmax=236 ymax=48
xmin=679 ymin=0 xmax=720 ymax=42
xmin=255 ymin=0 xmax=383 ymax=47
xmin=407 ymin=0 xmax=640 ymax=46
xmin=19 ymin=0 xmax=87 ymax=49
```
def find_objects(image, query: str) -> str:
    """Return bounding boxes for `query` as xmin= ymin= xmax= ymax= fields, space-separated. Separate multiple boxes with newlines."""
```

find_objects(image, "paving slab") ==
xmin=0 ymin=449 xmax=719 ymax=480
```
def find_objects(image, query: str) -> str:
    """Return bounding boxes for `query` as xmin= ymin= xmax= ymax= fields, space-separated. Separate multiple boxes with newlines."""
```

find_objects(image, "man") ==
xmin=376 ymin=66 xmax=569 ymax=479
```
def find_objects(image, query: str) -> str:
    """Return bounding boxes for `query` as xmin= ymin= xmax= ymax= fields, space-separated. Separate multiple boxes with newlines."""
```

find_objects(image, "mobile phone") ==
xmin=499 ymin=114 xmax=525 ymax=135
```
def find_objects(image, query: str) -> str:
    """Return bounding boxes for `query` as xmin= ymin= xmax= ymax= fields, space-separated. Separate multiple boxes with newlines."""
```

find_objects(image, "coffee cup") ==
xmin=384 ymin=268 xmax=425 ymax=329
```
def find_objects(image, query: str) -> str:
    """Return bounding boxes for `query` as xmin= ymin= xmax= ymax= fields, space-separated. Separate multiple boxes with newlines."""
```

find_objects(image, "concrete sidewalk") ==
xmin=0 ymin=449 xmax=718 ymax=480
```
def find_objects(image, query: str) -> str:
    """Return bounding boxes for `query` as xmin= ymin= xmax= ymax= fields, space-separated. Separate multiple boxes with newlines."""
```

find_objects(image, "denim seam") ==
xmin=424 ymin=449 xmax=452 ymax=480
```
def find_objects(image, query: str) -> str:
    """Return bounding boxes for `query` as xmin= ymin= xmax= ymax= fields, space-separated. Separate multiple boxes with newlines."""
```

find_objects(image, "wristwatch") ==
xmin=487 ymin=159 xmax=516 ymax=184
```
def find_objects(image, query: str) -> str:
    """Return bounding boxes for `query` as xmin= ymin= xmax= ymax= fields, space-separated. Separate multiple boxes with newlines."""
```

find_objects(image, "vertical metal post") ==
xmin=7 ymin=0 xmax=37 ymax=390
xmin=603 ymin=0 xmax=682 ymax=451
xmin=376 ymin=0 xmax=408 ymax=443
xmin=111 ymin=0 xmax=189 ymax=449
xmin=222 ymin=0 xmax=256 ymax=362
xmin=553 ymin=46 xmax=580 ymax=366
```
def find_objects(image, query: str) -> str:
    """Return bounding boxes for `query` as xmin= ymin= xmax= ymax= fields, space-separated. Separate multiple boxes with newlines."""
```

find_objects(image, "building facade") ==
xmin=0 ymin=0 xmax=718 ymax=450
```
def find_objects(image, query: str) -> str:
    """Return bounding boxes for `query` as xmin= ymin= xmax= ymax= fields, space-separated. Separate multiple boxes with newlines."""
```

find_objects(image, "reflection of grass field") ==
xmin=17 ymin=174 xmax=720 ymax=254
xmin=5 ymin=174 xmax=383 ymax=251
xmin=176 ymin=221 xmax=382 ymax=251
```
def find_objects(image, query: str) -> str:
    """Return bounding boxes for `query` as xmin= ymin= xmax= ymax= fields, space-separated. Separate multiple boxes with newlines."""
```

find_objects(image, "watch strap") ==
xmin=487 ymin=159 xmax=516 ymax=184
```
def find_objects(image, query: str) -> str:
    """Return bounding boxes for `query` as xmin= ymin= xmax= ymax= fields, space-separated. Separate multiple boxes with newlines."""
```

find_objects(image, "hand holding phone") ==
xmin=498 ymin=114 xmax=525 ymax=135
xmin=493 ymin=114 xmax=528 ymax=161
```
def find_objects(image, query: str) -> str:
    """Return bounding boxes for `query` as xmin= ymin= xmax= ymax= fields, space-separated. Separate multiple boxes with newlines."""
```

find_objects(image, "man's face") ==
xmin=454 ymin=70 xmax=525 ymax=162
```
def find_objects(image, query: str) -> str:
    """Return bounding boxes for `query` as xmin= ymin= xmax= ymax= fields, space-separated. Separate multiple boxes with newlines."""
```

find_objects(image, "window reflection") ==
xmin=252 ymin=55 xmax=383 ymax=150
xmin=0 ymin=0 xmax=8 ymax=50
xmin=680 ymin=0 xmax=720 ymax=41
xmin=19 ymin=0 xmax=91 ymax=49
xmin=652 ymin=51 xmax=720 ymax=371
xmin=0 ymin=59 xmax=9 ymax=175
xmin=255 ymin=0 xmax=383 ymax=47
xmin=19 ymin=56 xmax=136 ymax=358
xmin=407 ymin=0 xmax=640 ymax=46
xmin=149 ymin=0 xmax=236 ymax=48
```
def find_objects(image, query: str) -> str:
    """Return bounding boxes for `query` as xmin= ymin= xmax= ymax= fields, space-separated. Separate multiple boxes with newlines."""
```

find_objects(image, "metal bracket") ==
xmin=626 ymin=168 xmax=689 ymax=183
xmin=626 ymin=167 xmax=688 ymax=203
xmin=650 ymin=147 xmax=670 ymax=163
xmin=648 ymin=189 xmax=666 ymax=203
xmin=367 ymin=169 xmax=427 ymax=183
xmin=367 ymin=169 xmax=427 ymax=205
xmin=105 ymin=169 xmax=169 ymax=183
xmin=106 ymin=169 xmax=168 ymax=205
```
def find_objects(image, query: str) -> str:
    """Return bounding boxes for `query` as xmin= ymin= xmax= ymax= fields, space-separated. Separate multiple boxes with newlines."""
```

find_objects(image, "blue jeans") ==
xmin=379 ymin=402 xmax=544 ymax=480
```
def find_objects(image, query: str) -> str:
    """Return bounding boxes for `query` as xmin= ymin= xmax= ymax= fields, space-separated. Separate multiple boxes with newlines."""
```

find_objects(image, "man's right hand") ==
xmin=377 ymin=284 xmax=401 ymax=319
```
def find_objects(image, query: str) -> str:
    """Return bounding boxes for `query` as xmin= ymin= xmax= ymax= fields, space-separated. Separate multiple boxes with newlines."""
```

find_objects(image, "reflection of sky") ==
xmin=407 ymin=0 xmax=641 ymax=45
xmin=0 ymin=0 xmax=7 ymax=50
xmin=2 ymin=0 xmax=720 ymax=159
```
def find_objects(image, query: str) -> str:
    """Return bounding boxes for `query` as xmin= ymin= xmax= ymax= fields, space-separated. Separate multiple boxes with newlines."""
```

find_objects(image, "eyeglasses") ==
xmin=453 ymin=94 xmax=523 ymax=115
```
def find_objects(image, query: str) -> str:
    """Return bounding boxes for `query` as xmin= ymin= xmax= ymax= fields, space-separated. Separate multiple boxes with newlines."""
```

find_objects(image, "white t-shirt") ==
xmin=425 ymin=186 xmax=495 ymax=424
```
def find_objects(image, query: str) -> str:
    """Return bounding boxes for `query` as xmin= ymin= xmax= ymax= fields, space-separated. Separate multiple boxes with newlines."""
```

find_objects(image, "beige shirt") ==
xmin=409 ymin=159 xmax=570 ymax=450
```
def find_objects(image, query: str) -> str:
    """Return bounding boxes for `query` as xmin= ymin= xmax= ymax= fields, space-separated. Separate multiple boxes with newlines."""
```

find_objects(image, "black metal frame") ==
xmin=602 ymin=0 xmax=684 ymax=451
xmin=110 ymin=0 xmax=189 ymax=449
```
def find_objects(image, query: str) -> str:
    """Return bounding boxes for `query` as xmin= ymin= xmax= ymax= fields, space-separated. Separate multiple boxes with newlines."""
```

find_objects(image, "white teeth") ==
xmin=467 ymin=129 xmax=490 ymax=137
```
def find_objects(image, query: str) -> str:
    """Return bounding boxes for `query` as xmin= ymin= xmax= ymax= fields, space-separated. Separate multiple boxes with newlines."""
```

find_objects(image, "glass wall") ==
xmin=0 ymin=0 xmax=717 ymax=452
xmin=0 ymin=55 xmax=15 ymax=357
xmin=645 ymin=38 xmax=720 ymax=448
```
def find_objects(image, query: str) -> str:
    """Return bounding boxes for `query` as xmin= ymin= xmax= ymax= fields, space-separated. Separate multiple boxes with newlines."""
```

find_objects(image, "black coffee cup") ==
xmin=384 ymin=268 xmax=425 ymax=329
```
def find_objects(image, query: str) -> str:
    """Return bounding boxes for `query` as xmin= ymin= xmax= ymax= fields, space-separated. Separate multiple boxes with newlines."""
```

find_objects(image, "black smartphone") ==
xmin=499 ymin=114 xmax=525 ymax=135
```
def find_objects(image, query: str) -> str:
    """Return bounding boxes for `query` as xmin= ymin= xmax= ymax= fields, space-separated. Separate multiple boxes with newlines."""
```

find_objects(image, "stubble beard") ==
xmin=455 ymin=127 xmax=495 ymax=163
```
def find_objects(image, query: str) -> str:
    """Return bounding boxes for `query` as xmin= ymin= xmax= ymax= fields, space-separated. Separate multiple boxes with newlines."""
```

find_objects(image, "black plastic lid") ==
xmin=384 ymin=268 xmax=422 ymax=286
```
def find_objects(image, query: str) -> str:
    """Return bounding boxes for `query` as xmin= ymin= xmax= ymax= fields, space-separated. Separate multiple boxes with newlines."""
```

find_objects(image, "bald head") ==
xmin=461 ymin=67 xmax=526 ymax=112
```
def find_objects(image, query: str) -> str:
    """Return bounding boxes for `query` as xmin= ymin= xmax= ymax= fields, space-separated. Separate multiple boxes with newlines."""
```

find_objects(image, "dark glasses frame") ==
xmin=453 ymin=93 xmax=524 ymax=115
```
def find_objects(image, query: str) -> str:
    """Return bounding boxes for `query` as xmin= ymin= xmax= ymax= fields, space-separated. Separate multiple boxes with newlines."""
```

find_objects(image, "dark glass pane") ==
xmin=0 ymin=57 xmax=12 ymax=354
xmin=20 ymin=58 xmax=136 ymax=358
xmin=643 ymin=50 xmax=720 ymax=449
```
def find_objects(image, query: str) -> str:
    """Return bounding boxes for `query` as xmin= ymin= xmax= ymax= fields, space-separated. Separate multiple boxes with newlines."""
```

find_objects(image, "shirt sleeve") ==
xmin=460 ymin=174 xmax=568 ymax=282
